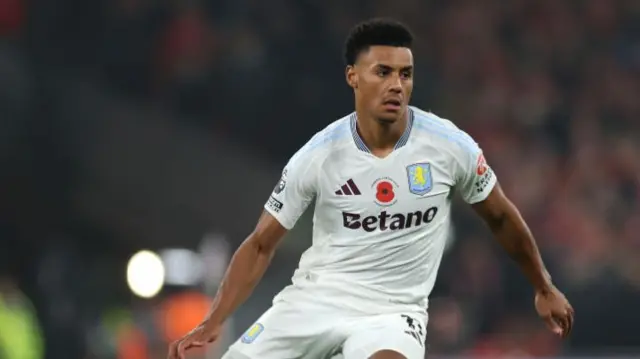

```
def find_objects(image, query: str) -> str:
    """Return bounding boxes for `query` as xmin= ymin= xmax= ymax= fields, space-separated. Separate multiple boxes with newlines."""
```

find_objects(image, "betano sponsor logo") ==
xmin=342 ymin=207 xmax=439 ymax=232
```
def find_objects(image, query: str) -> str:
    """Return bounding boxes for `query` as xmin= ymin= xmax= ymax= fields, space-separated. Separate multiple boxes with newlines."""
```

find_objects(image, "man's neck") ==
xmin=355 ymin=108 xmax=408 ymax=153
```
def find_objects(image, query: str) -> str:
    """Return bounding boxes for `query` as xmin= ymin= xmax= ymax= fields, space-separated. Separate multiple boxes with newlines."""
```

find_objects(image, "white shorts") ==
xmin=221 ymin=299 xmax=427 ymax=359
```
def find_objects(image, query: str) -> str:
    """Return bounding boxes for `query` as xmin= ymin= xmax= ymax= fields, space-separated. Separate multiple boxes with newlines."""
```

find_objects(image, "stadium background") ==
xmin=0 ymin=0 xmax=638 ymax=358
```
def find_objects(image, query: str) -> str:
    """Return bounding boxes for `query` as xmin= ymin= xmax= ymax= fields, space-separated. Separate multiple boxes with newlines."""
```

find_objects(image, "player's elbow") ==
xmin=246 ymin=210 xmax=289 ymax=255
xmin=472 ymin=186 xmax=516 ymax=231
xmin=486 ymin=210 xmax=509 ymax=233
xmin=245 ymin=230 xmax=279 ymax=256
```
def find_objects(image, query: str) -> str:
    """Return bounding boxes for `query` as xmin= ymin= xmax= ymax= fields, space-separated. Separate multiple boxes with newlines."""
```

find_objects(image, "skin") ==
xmin=167 ymin=45 xmax=574 ymax=359
xmin=369 ymin=350 xmax=409 ymax=359
xmin=346 ymin=45 xmax=415 ymax=158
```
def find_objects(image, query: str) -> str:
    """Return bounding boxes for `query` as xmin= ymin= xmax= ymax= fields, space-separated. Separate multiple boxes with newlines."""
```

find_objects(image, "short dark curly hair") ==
xmin=344 ymin=18 xmax=414 ymax=66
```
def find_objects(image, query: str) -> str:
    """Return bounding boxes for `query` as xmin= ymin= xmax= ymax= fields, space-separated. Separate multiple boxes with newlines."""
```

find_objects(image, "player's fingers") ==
xmin=565 ymin=308 xmax=574 ymax=337
xmin=177 ymin=339 xmax=190 ymax=359
xmin=554 ymin=312 xmax=570 ymax=337
xmin=543 ymin=315 xmax=562 ymax=336
xmin=167 ymin=340 xmax=180 ymax=359
xmin=187 ymin=340 xmax=205 ymax=349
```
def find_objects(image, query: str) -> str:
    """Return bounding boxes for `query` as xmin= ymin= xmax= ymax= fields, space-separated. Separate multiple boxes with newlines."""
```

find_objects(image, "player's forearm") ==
xmin=488 ymin=202 xmax=553 ymax=293
xmin=205 ymin=235 xmax=274 ymax=325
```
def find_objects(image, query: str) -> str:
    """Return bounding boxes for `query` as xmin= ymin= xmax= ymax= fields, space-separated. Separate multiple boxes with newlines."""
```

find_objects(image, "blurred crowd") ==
xmin=0 ymin=0 xmax=639 ymax=358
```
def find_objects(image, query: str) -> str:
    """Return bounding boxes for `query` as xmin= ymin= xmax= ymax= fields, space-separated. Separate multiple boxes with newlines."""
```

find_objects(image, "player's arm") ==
xmin=204 ymin=210 xmax=287 ymax=326
xmin=454 ymin=146 xmax=552 ymax=290
xmin=169 ymin=150 xmax=317 ymax=359
xmin=205 ymin=155 xmax=316 ymax=326
xmin=471 ymin=184 xmax=552 ymax=292
xmin=169 ymin=213 xmax=288 ymax=359
xmin=454 ymin=143 xmax=574 ymax=338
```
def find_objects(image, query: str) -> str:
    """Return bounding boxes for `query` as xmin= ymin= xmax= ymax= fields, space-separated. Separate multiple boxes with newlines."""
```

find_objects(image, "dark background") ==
xmin=0 ymin=0 xmax=638 ymax=358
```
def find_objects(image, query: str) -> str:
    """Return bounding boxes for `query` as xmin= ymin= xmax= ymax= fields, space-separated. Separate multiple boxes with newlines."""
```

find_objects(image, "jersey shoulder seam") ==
xmin=410 ymin=107 xmax=480 ymax=154
xmin=293 ymin=114 xmax=353 ymax=160
xmin=287 ymin=114 xmax=352 ymax=189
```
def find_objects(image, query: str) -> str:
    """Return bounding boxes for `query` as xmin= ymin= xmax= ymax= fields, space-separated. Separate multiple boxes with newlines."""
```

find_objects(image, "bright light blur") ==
xmin=160 ymin=248 xmax=204 ymax=286
xmin=126 ymin=250 xmax=165 ymax=298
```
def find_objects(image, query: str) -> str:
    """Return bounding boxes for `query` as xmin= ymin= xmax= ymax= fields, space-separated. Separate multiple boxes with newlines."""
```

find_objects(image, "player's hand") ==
xmin=167 ymin=320 xmax=221 ymax=359
xmin=535 ymin=286 xmax=574 ymax=338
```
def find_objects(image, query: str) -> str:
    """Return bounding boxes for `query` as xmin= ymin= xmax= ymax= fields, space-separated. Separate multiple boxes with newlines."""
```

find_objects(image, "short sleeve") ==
xmin=455 ymin=142 xmax=497 ymax=204
xmin=264 ymin=150 xmax=317 ymax=230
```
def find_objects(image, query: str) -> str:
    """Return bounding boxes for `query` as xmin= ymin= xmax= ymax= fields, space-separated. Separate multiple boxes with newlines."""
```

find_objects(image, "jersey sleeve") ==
xmin=454 ymin=139 xmax=498 ymax=204
xmin=264 ymin=148 xmax=318 ymax=230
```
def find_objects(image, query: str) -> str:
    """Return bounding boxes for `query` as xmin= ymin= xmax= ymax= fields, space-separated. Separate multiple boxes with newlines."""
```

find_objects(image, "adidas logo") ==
xmin=335 ymin=179 xmax=361 ymax=196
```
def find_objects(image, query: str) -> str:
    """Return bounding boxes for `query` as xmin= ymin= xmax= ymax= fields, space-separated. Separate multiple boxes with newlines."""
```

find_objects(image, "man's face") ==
xmin=347 ymin=46 xmax=414 ymax=123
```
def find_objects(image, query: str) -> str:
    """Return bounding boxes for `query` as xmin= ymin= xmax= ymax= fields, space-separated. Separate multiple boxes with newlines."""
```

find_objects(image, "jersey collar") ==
xmin=350 ymin=107 xmax=415 ymax=154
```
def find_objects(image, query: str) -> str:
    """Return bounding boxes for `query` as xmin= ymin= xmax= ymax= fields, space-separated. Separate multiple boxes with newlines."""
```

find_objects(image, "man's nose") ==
xmin=388 ymin=74 xmax=402 ymax=93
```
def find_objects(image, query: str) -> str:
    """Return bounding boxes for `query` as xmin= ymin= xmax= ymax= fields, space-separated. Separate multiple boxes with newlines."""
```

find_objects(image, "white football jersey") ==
xmin=264 ymin=106 xmax=497 ymax=314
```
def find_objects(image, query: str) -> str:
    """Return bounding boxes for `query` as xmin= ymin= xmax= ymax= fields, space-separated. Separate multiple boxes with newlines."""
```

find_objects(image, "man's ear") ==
xmin=346 ymin=65 xmax=358 ymax=89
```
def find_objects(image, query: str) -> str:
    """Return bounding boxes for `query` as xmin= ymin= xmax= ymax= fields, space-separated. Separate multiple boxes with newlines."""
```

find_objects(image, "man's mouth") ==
xmin=382 ymin=99 xmax=402 ymax=111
